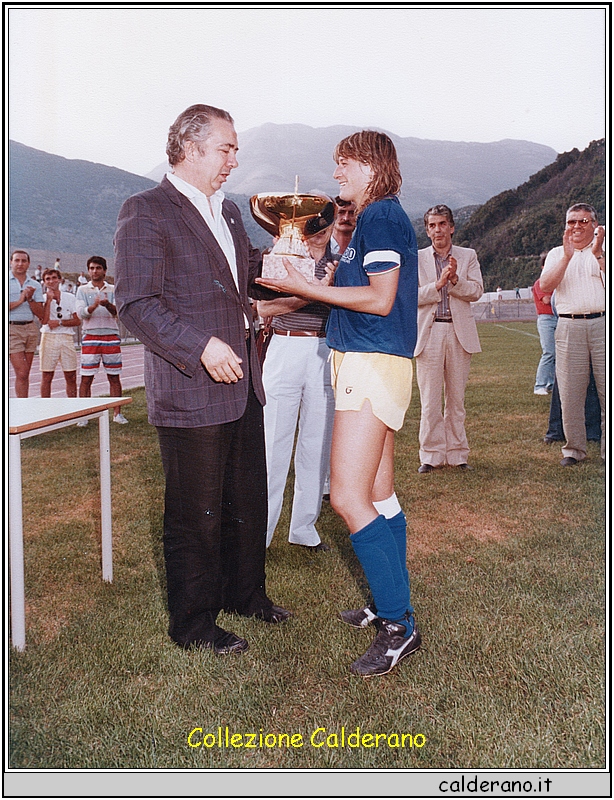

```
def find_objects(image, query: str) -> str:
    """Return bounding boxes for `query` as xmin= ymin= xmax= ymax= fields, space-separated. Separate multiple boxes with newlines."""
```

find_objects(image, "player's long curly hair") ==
xmin=333 ymin=130 xmax=402 ymax=211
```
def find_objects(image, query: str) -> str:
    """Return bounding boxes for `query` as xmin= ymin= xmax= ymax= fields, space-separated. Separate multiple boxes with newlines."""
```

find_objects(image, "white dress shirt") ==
xmin=167 ymin=171 xmax=249 ymax=328
xmin=166 ymin=171 xmax=239 ymax=291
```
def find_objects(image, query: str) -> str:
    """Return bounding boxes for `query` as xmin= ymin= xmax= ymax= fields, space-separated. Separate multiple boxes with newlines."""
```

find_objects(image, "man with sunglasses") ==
xmin=540 ymin=203 xmax=605 ymax=466
xmin=39 ymin=269 xmax=80 ymax=397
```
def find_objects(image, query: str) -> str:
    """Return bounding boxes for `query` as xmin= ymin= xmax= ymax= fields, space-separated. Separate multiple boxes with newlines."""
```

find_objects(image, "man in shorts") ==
xmin=75 ymin=255 xmax=128 ymax=425
xmin=9 ymin=249 xmax=44 ymax=397
xmin=39 ymin=269 xmax=81 ymax=397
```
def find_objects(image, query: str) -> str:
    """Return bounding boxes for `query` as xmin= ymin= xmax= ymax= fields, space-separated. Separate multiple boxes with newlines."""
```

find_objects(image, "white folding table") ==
xmin=8 ymin=397 xmax=132 ymax=651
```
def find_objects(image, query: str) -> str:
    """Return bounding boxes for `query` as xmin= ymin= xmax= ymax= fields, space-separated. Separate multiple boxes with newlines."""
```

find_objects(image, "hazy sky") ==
xmin=7 ymin=4 xmax=607 ymax=177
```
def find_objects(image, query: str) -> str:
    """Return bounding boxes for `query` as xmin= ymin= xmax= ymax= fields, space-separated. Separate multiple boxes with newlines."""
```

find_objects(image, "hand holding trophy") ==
xmin=250 ymin=177 xmax=334 ymax=284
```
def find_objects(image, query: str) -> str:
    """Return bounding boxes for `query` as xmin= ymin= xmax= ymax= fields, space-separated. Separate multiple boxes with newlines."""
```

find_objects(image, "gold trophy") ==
xmin=250 ymin=178 xmax=334 ymax=282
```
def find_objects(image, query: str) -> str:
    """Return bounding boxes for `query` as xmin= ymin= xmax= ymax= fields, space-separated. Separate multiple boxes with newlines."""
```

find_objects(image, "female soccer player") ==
xmin=257 ymin=130 xmax=420 ymax=677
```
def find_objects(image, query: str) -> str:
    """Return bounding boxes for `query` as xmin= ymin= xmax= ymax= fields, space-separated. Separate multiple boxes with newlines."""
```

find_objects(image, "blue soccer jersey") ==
xmin=326 ymin=196 xmax=418 ymax=358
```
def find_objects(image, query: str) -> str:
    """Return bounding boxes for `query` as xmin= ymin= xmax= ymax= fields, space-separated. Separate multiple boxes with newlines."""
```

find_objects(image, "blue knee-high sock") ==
xmin=350 ymin=515 xmax=410 ymax=622
xmin=386 ymin=510 xmax=414 ymax=617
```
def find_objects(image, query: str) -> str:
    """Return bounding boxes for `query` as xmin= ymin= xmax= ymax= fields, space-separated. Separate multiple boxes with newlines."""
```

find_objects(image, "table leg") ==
xmin=9 ymin=434 xmax=26 ymax=651
xmin=98 ymin=410 xmax=113 ymax=582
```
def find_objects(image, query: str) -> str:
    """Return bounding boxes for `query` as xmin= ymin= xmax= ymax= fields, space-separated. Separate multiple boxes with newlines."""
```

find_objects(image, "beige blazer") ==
xmin=415 ymin=244 xmax=484 ymax=356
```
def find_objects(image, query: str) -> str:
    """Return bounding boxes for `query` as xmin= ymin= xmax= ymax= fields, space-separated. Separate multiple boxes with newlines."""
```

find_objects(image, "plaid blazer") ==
xmin=114 ymin=176 xmax=265 ymax=427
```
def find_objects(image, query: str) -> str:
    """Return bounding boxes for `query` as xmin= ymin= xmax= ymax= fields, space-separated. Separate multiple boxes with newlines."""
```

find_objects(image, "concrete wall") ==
xmin=472 ymin=299 xmax=537 ymax=322
xmin=477 ymin=288 xmax=533 ymax=302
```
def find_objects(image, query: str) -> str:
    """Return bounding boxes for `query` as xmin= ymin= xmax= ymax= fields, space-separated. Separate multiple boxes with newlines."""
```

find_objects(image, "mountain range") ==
xmin=454 ymin=138 xmax=605 ymax=290
xmin=9 ymin=128 xmax=556 ymax=262
xmin=8 ymin=141 xmax=156 ymax=258
xmin=8 ymin=133 xmax=604 ymax=291
xmin=7 ymin=140 xmax=268 ymax=256
xmin=147 ymin=123 xmax=557 ymax=217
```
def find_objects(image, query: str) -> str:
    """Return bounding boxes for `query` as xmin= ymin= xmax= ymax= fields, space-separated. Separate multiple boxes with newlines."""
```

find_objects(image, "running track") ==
xmin=9 ymin=305 xmax=537 ymax=399
xmin=9 ymin=343 xmax=145 ymax=399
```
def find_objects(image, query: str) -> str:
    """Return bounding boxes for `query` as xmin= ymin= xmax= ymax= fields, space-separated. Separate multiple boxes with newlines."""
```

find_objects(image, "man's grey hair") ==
xmin=424 ymin=204 xmax=454 ymax=228
xmin=166 ymin=104 xmax=234 ymax=166
xmin=566 ymin=203 xmax=598 ymax=222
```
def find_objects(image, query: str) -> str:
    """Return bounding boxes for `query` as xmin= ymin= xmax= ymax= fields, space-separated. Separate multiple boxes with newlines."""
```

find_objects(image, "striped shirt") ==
xmin=434 ymin=251 xmax=453 ymax=319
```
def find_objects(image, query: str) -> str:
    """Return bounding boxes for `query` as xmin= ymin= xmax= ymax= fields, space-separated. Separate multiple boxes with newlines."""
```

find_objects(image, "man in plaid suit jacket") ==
xmin=115 ymin=104 xmax=291 ymax=655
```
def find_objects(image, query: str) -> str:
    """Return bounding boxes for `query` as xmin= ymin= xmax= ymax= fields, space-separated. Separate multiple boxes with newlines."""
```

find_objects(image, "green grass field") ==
xmin=9 ymin=322 xmax=605 ymax=770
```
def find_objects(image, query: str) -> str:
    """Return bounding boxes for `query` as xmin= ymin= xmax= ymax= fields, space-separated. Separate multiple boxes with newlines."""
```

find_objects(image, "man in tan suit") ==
xmin=415 ymin=205 xmax=483 ymax=472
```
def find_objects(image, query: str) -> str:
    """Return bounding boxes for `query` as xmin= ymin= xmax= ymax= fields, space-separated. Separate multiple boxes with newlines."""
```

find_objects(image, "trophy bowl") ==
xmin=250 ymin=192 xmax=335 ymax=282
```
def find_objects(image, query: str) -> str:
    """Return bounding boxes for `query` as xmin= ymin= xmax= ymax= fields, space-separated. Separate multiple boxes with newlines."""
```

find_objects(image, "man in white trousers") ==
xmin=257 ymin=204 xmax=336 ymax=551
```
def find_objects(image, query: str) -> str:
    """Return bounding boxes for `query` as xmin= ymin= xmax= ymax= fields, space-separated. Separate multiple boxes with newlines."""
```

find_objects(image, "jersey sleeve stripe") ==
xmin=365 ymin=263 xmax=401 ymax=276
xmin=363 ymin=250 xmax=400 ymax=267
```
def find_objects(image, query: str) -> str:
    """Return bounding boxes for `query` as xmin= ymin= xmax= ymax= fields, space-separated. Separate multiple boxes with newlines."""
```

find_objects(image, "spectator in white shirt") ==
xmin=540 ymin=203 xmax=605 ymax=466
xmin=39 ymin=269 xmax=81 ymax=397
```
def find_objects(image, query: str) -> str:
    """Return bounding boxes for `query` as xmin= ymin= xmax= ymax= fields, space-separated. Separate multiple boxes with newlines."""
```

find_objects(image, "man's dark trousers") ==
xmin=546 ymin=370 xmax=602 ymax=442
xmin=157 ymin=383 xmax=272 ymax=647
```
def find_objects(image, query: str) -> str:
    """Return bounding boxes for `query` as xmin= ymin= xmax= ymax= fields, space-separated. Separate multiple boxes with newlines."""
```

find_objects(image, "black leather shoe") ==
xmin=560 ymin=457 xmax=579 ymax=467
xmin=339 ymin=603 xmax=378 ymax=629
xmin=253 ymin=605 xmax=293 ymax=623
xmin=417 ymin=464 xmax=435 ymax=473
xmin=457 ymin=463 xmax=474 ymax=471
xmin=198 ymin=629 xmax=249 ymax=655
xmin=350 ymin=615 xmax=421 ymax=677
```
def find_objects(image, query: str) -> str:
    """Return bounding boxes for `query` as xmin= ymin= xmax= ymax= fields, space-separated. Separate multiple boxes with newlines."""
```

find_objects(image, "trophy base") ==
xmin=262 ymin=253 xmax=316 ymax=283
